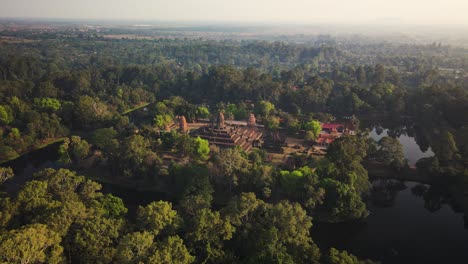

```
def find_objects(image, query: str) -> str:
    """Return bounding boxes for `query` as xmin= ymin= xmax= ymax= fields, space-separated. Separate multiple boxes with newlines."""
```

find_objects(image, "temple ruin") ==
xmin=193 ymin=112 xmax=262 ymax=152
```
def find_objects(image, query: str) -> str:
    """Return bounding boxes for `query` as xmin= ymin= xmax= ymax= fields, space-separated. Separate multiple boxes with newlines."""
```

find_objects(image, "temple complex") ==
xmin=194 ymin=112 xmax=263 ymax=152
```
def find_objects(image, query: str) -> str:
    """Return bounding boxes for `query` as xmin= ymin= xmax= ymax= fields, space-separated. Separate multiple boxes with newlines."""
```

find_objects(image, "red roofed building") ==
xmin=314 ymin=122 xmax=355 ymax=149
xmin=321 ymin=123 xmax=344 ymax=133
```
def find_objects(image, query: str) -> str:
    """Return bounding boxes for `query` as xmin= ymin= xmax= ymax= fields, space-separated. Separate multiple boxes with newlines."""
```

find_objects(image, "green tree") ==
xmin=58 ymin=136 xmax=90 ymax=164
xmin=374 ymin=64 xmax=385 ymax=83
xmin=326 ymin=248 xmax=377 ymax=264
xmin=92 ymin=127 xmax=119 ymax=153
xmin=265 ymin=115 xmax=280 ymax=130
xmin=15 ymin=180 xmax=54 ymax=218
xmin=116 ymin=232 xmax=194 ymax=264
xmin=319 ymin=178 xmax=368 ymax=222
xmin=222 ymin=192 xmax=262 ymax=226
xmin=117 ymin=135 xmax=158 ymax=178
xmin=0 ymin=224 xmax=64 ymax=264
xmin=148 ymin=236 xmax=195 ymax=264
xmin=265 ymin=115 xmax=281 ymax=141
xmin=35 ymin=81 xmax=58 ymax=98
xmin=196 ymin=106 xmax=210 ymax=119
xmin=74 ymin=95 xmax=112 ymax=129
xmin=282 ymin=113 xmax=301 ymax=133
xmin=325 ymin=136 xmax=371 ymax=194
xmin=175 ymin=134 xmax=193 ymax=157
xmin=223 ymin=193 xmax=321 ymax=264
xmin=40 ymin=200 xmax=88 ymax=236
xmin=154 ymin=114 xmax=174 ymax=131
xmin=212 ymin=147 xmax=250 ymax=191
xmin=70 ymin=136 xmax=90 ymax=162
xmin=278 ymin=169 xmax=304 ymax=197
xmin=34 ymin=81 xmax=58 ymax=98
xmin=136 ymin=201 xmax=181 ymax=236
xmin=0 ymin=146 xmax=18 ymax=161
xmin=378 ymin=136 xmax=406 ymax=169
xmin=8 ymin=127 xmax=20 ymax=142
xmin=94 ymin=194 xmax=128 ymax=218
xmin=185 ymin=208 xmax=234 ymax=263
xmin=115 ymin=231 xmax=155 ymax=263
xmin=432 ymin=130 xmax=459 ymax=162
xmin=225 ymin=103 xmax=238 ymax=119
xmin=0 ymin=105 xmax=13 ymax=125
xmin=304 ymin=120 xmax=322 ymax=139
xmin=305 ymin=131 xmax=317 ymax=143
xmin=72 ymin=216 xmax=124 ymax=264
xmin=177 ymin=165 xmax=214 ymax=216
xmin=34 ymin=97 xmax=61 ymax=112
xmin=255 ymin=100 xmax=275 ymax=118
xmin=31 ymin=168 xmax=101 ymax=203
xmin=192 ymin=136 xmax=210 ymax=161
xmin=0 ymin=167 xmax=14 ymax=185
xmin=277 ymin=166 xmax=324 ymax=209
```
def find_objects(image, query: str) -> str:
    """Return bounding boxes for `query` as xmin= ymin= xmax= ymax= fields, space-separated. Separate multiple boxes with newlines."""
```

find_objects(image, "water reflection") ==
xmin=369 ymin=127 xmax=434 ymax=166
xmin=410 ymin=184 xmax=453 ymax=213
xmin=370 ymin=179 xmax=407 ymax=207
xmin=314 ymin=180 xmax=468 ymax=264
xmin=370 ymin=179 xmax=453 ymax=214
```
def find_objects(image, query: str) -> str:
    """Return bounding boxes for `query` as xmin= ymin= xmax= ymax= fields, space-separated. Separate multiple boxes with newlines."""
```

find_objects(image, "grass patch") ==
xmin=121 ymin=102 xmax=151 ymax=115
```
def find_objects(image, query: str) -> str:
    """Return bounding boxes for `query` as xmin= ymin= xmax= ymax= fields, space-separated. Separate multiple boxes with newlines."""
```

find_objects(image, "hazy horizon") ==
xmin=1 ymin=0 xmax=468 ymax=26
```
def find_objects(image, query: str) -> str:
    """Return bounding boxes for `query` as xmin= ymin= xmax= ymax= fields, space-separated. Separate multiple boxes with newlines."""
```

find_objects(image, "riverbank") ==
xmin=79 ymin=163 xmax=172 ymax=194
xmin=0 ymin=137 xmax=66 ymax=165
xmin=365 ymin=161 xmax=433 ymax=184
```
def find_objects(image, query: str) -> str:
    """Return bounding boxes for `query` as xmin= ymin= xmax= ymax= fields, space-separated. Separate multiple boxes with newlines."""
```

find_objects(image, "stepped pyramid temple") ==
xmin=193 ymin=112 xmax=262 ymax=152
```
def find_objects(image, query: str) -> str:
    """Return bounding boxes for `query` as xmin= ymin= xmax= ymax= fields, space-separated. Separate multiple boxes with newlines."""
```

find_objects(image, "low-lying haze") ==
xmin=1 ymin=0 xmax=468 ymax=25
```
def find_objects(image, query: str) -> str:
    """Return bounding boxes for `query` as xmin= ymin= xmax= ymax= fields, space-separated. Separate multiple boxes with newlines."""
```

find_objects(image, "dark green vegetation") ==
xmin=0 ymin=23 xmax=467 ymax=263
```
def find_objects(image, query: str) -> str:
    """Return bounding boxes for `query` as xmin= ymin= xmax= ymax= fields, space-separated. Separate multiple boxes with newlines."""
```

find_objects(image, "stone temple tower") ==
xmin=179 ymin=116 xmax=188 ymax=133
xmin=247 ymin=113 xmax=256 ymax=127
xmin=217 ymin=112 xmax=225 ymax=129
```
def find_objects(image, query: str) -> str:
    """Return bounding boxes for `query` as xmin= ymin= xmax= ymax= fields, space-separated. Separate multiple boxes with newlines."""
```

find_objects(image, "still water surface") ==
xmin=313 ymin=128 xmax=467 ymax=263
xmin=369 ymin=128 xmax=434 ymax=166
xmin=313 ymin=180 xmax=468 ymax=264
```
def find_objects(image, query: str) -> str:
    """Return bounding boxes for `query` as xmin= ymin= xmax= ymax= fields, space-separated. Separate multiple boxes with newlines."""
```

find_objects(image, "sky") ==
xmin=1 ymin=0 xmax=468 ymax=25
